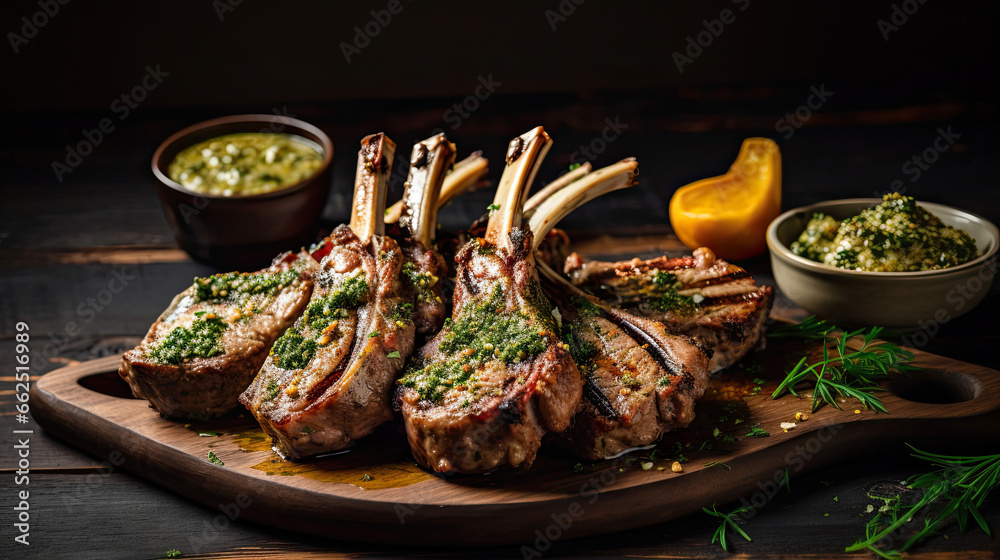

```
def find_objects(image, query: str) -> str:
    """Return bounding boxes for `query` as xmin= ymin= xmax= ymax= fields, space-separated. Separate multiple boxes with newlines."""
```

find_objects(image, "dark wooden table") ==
xmin=2 ymin=91 xmax=999 ymax=559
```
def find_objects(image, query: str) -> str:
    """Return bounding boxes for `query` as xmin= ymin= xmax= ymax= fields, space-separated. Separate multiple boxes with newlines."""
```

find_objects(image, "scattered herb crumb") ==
xmin=573 ymin=463 xmax=584 ymax=473
xmin=744 ymin=423 xmax=770 ymax=438
xmin=164 ymin=550 xmax=182 ymax=559
xmin=361 ymin=473 xmax=374 ymax=482
xmin=207 ymin=451 xmax=224 ymax=466
xmin=387 ymin=350 xmax=401 ymax=359
xmin=301 ymin=426 xmax=315 ymax=434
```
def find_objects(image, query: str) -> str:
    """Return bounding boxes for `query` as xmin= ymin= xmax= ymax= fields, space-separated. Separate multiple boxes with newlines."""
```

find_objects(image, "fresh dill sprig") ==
xmin=768 ymin=315 xmax=836 ymax=340
xmin=770 ymin=322 xmax=918 ymax=413
xmin=847 ymin=445 xmax=1000 ymax=558
xmin=703 ymin=503 xmax=753 ymax=551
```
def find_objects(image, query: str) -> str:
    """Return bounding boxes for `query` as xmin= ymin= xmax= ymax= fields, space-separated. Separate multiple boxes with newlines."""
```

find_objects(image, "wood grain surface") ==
xmin=30 ymin=336 xmax=1000 ymax=546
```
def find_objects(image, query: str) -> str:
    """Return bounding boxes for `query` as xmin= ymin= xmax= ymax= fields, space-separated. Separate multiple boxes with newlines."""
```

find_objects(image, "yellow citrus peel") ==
xmin=669 ymin=138 xmax=781 ymax=260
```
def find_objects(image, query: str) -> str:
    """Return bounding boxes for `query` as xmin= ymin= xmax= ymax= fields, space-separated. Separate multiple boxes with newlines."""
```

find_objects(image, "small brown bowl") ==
xmin=152 ymin=114 xmax=334 ymax=270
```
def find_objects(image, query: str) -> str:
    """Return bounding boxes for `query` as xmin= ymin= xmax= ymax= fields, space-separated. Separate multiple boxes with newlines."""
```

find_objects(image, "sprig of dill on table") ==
xmin=847 ymin=445 xmax=1000 ymax=558
xmin=703 ymin=503 xmax=752 ymax=551
xmin=768 ymin=317 xmax=918 ymax=413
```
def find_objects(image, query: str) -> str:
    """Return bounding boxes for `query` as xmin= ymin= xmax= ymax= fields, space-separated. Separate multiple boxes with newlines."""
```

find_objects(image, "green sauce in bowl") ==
xmin=168 ymin=132 xmax=324 ymax=196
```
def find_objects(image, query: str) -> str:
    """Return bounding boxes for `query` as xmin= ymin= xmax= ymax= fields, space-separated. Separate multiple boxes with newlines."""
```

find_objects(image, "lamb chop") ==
xmin=397 ymin=126 xmax=585 ymax=474
xmin=241 ymin=133 xmax=421 ymax=458
xmin=118 ymin=251 xmax=317 ymax=420
xmin=563 ymin=247 xmax=773 ymax=372
xmin=393 ymin=134 xmax=457 ymax=337
xmin=522 ymin=161 xmax=713 ymax=460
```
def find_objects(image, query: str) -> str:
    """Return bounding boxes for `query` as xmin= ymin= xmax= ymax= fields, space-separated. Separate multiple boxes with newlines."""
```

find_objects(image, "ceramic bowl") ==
xmin=152 ymin=114 xmax=334 ymax=270
xmin=766 ymin=198 xmax=998 ymax=328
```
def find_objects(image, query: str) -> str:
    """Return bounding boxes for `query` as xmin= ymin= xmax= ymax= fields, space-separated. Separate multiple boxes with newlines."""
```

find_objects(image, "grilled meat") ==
xmin=119 ymin=251 xmax=316 ymax=419
xmin=395 ymin=134 xmax=457 ymax=338
xmin=397 ymin=126 xmax=584 ymax=473
xmin=241 ymin=133 xmax=416 ymax=458
xmin=521 ymin=158 xmax=712 ymax=460
xmin=564 ymin=247 xmax=773 ymax=372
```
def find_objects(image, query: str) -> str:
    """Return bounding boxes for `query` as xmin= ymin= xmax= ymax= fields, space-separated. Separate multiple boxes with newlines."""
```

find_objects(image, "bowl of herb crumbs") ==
xmin=766 ymin=195 xmax=998 ymax=328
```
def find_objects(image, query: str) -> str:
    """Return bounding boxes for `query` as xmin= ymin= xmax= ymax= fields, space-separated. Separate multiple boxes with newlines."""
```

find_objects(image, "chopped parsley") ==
xmin=193 ymin=270 xmax=299 ymax=305
xmin=402 ymin=261 xmax=438 ymax=303
xmin=399 ymin=283 xmax=554 ymax=403
xmin=387 ymin=350 xmax=401 ymax=359
xmin=264 ymin=380 xmax=280 ymax=401
xmin=147 ymin=316 xmax=227 ymax=365
xmin=301 ymin=426 xmax=315 ymax=434
xmin=207 ymin=451 xmax=224 ymax=465
xmin=744 ymin=424 xmax=770 ymax=438
xmin=270 ymin=275 xmax=368 ymax=370
xmin=487 ymin=203 xmax=501 ymax=216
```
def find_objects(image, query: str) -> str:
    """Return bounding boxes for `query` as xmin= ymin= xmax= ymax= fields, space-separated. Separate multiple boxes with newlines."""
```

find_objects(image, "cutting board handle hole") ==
xmin=78 ymin=371 xmax=139 ymax=400
xmin=884 ymin=369 xmax=981 ymax=404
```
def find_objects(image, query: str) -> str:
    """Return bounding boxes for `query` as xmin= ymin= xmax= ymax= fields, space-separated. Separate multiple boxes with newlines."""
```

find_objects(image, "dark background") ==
xmin=3 ymin=0 xmax=999 ymax=229
xmin=3 ymin=2 xmax=1000 ymax=558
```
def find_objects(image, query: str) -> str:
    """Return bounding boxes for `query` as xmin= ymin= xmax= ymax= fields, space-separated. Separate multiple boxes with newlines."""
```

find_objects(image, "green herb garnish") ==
xmin=847 ymin=445 xmax=1000 ymax=558
xmin=361 ymin=473 xmax=373 ymax=482
xmin=147 ymin=316 xmax=227 ymax=365
xmin=744 ymin=423 xmax=770 ymax=438
xmin=703 ymin=503 xmax=752 ymax=551
xmin=207 ymin=451 xmax=224 ymax=466
xmin=387 ymin=350 xmax=401 ymax=359
xmin=770 ymin=321 xmax=917 ymax=413
xmin=164 ymin=550 xmax=182 ymax=559
xmin=301 ymin=426 xmax=315 ymax=434
xmin=486 ymin=203 xmax=501 ymax=216
xmin=264 ymin=380 xmax=280 ymax=401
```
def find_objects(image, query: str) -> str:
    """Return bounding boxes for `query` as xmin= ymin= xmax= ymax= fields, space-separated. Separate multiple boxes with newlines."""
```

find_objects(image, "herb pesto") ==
xmin=147 ymin=316 xmax=227 ymax=365
xmin=399 ymin=283 xmax=554 ymax=403
xmin=193 ymin=270 xmax=300 ymax=306
xmin=169 ymin=133 xmax=323 ymax=196
xmin=402 ymin=261 xmax=438 ymax=303
xmin=791 ymin=194 xmax=979 ymax=272
xmin=269 ymin=274 xmax=368 ymax=371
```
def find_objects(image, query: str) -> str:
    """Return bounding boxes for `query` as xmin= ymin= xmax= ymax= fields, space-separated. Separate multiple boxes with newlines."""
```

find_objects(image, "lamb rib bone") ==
xmin=350 ymin=133 xmax=396 ymax=250
xmin=485 ymin=126 xmax=553 ymax=254
xmin=526 ymin=158 xmax=636 ymax=248
xmin=397 ymin=134 xmax=456 ymax=248
xmin=385 ymin=151 xmax=489 ymax=224
xmin=396 ymin=133 xmax=456 ymax=336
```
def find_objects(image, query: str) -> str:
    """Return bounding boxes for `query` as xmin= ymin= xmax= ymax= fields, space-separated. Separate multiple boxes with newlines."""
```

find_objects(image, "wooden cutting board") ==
xmin=30 ymin=336 xmax=1000 ymax=546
